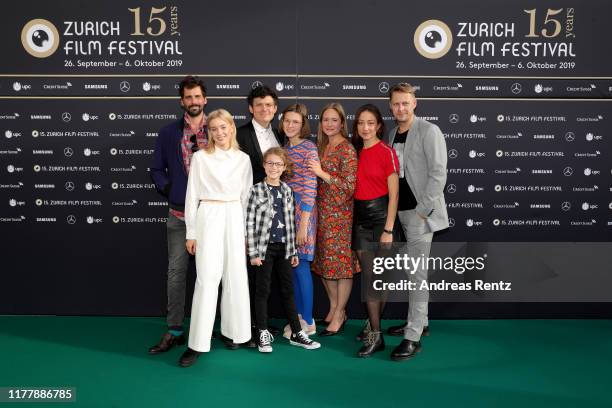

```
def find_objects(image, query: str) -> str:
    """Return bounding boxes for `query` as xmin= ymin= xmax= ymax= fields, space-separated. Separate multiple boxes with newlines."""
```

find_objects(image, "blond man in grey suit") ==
xmin=383 ymin=83 xmax=449 ymax=361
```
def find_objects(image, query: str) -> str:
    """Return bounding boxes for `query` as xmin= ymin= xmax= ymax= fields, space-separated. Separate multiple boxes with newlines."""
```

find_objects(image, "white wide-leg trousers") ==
xmin=188 ymin=201 xmax=251 ymax=352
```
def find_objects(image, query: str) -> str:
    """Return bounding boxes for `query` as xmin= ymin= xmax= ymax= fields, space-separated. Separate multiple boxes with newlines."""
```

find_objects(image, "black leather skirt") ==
xmin=352 ymin=195 xmax=400 ymax=250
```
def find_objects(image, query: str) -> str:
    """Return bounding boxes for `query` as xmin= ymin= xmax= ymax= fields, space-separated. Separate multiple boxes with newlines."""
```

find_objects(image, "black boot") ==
xmin=357 ymin=331 xmax=385 ymax=358
xmin=355 ymin=319 xmax=371 ymax=342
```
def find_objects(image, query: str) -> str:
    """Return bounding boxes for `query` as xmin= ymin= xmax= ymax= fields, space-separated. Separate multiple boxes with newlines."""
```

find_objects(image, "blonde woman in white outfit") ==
xmin=179 ymin=109 xmax=253 ymax=367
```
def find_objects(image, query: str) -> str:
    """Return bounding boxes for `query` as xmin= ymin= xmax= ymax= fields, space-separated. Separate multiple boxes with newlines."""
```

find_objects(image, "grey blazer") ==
xmin=384 ymin=117 xmax=449 ymax=233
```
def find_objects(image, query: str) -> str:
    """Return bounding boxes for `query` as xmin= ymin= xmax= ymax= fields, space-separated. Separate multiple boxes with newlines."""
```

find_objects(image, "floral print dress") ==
xmin=313 ymin=139 xmax=358 ymax=279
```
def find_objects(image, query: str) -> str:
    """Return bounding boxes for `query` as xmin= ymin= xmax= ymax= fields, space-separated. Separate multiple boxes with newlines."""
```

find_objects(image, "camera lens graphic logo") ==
xmin=414 ymin=20 xmax=453 ymax=59
xmin=21 ymin=19 xmax=60 ymax=58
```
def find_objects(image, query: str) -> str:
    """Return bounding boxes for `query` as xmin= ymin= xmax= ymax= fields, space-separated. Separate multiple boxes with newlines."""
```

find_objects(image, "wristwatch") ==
xmin=383 ymin=229 xmax=393 ymax=234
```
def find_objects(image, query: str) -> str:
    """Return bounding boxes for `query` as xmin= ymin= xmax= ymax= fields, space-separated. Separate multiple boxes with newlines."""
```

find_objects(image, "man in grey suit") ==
xmin=383 ymin=83 xmax=449 ymax=361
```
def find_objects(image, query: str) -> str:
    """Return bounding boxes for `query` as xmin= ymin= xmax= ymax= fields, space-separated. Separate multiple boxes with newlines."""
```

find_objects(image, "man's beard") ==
xmin=184 ymin=104 xmax=202 ymax=117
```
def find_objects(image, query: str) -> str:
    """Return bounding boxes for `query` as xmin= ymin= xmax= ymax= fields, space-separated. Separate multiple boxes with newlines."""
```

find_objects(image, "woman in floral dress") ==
xmin=309 ymin=102 xmax=358 ymax=336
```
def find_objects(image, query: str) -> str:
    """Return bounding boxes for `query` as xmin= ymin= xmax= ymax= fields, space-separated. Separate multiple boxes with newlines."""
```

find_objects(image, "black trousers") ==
xmin=254 ymin=243 xmax=301 ymax=334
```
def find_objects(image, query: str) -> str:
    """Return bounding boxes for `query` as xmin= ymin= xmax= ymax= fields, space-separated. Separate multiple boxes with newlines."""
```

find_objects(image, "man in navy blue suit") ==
xmin=148 ymin=76 xmax=209 ymax=354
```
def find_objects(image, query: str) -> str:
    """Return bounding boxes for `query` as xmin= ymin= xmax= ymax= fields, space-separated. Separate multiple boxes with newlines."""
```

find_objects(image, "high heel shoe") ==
xmin=318 ymin=318 xmax=347 ymax=337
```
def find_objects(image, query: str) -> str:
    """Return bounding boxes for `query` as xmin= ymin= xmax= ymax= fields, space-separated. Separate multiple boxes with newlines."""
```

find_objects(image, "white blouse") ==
xmin=185 ymin=147 xmax=253 ymax=239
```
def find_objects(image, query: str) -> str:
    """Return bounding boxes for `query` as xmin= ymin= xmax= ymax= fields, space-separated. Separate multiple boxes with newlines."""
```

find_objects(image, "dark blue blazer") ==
xmin=150 ymin=119 xmax=189 ymax=211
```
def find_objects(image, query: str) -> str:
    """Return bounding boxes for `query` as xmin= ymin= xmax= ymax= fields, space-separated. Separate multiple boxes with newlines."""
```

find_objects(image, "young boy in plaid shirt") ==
xmin=246 ymin=147 xmax=321 ymax=353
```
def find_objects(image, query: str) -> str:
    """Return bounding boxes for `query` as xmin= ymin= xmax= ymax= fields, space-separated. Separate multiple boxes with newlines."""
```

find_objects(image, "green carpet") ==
xmin=0 ymin=317 xmax=610 ymax=407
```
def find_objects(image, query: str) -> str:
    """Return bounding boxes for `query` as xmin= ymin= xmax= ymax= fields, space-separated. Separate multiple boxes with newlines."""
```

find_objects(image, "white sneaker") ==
xmin=258 ymin=329 xmax=274 ymax=353
xmin=289 ymin=330 xmax=321 ymax=350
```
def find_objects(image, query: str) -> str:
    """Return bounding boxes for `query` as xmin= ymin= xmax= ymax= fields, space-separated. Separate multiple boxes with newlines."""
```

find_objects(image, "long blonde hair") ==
xmin=316 ymin=103 xmax=349 ymax=157
xmin=205 ymin=109 xmax=240 ymax=152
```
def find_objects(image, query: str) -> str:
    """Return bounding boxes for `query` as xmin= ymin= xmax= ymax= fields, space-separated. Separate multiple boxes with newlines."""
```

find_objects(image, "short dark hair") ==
xmin=247 ymin=85 xmax=279 ymax=106
xmin=179 ymin=75 xmax=207 ymax=98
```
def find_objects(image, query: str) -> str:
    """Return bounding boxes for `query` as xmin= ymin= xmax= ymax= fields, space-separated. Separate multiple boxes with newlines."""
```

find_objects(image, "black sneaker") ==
xmin=289 ymin=330 xmax=321 ymax=350
xmin=258 ymin=329 xmax=274 ymax=353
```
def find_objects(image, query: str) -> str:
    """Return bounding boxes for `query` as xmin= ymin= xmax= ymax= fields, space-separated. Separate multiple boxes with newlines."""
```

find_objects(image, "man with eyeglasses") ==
xmin=384 ymin=83 xmax=449 ymax=361
xmin=149 ymin=75 xmax=209 ymax=354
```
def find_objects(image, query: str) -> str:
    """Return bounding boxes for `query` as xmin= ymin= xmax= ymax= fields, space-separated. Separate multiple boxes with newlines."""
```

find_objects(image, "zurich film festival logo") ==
xmin=414 ymin=20 xmax=452 ymax=59
xmin=21 ymin=19 xmax=60 ymax=58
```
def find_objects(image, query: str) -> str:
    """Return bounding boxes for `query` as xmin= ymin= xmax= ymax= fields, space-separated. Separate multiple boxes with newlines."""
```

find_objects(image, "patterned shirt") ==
xmin=285 ymin=139 xmax=318 ymax=260
xmin=267 ymin=184 xmax=286 ymax=243
xmin=170 ymin=113 xmax=207 ymax=221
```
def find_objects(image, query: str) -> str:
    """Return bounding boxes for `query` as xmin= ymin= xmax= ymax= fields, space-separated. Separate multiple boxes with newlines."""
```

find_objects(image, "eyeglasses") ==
xmin=264 ymin=161 xmax=285 ymax=168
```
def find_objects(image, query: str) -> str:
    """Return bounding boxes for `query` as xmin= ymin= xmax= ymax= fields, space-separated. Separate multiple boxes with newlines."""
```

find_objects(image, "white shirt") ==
xmin=252 ymin=119 xmax=279 ymax=156
xmin=184 ymin=147 xmax=253 ymax=239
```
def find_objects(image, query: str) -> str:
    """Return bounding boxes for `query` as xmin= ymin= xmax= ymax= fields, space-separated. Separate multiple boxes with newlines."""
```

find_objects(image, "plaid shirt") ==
xmin=246 ymin=181 xmax=297 ymax=261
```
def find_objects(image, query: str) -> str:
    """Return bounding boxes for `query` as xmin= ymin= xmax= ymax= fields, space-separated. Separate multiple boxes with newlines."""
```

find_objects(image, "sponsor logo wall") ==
xmin=1 ymin=0 xmax=610 ymax=313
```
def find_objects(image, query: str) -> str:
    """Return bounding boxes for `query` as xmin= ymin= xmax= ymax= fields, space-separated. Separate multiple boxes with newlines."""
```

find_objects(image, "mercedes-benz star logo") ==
xmin=448 ymin=218 xmax=455 ymax=228
xmin=64 ymin=147 xmax=74 ymax=157
xmin=446 ymin=184 xmax=457 ymax=194
xmin=561 ymin=202 xmax=571 ymax=211
xmin=251 ymin=81 xmax=264 ymax=89
xmin=511 ymin=83 xmax=522 ymax=94
xmin=119 ymin=81 xmax=131 ymax=93
xmin=449 ymin=113 xmax=459 ymax=123
xmin=66 ymin=214 xmax=77 ymax=224
xmin=563 ymin=166 xmax=573 ymax=177
xmin=565 ymin=132 xmax=575 ymax=142
xmin=65 ymin=181 xmax=75 ymax=191
xmin=62 ymin=112 xmax=71 ymax=122
xmin=378 ymin=82 xmax=390 ymax=93
xmin=448 ymin=149 xmax=458 ymax=159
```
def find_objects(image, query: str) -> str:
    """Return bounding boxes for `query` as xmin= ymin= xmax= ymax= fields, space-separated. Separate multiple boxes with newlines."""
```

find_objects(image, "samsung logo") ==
xmin=342 ymin=85 xmax=366 ymax=90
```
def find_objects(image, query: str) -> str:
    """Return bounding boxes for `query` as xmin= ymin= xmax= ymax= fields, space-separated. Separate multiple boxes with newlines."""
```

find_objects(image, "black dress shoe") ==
xmin=390 ymin=339 xmax=422 ymax=361
xmin=358 ymin=331 xmax=385 ymax=358
xmin=148 ymin=332 xmax=186 ymax=354
xmin=318 ymin=320 xmax=346 ymax=337
xmin=179 ymin=348 xmax=201 ymax=367
xmin=244 ymin=338 xmax=258 ymax=348
xmin=315 ymin=318 xmax=331 ymax=325
xmin=387 ymin=323 xmax=430 ymax=337
xmin=219 ymin=334 xmax=240 ymax=350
